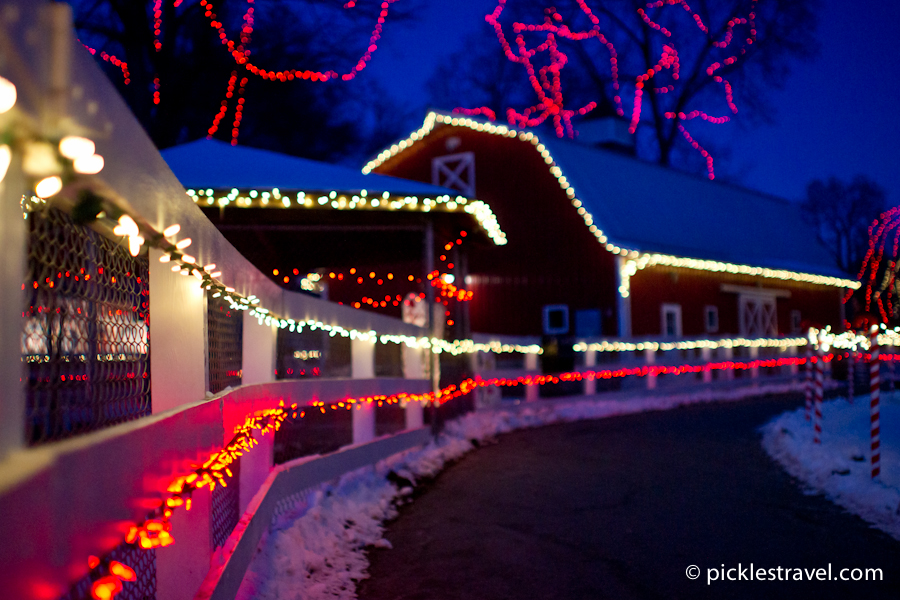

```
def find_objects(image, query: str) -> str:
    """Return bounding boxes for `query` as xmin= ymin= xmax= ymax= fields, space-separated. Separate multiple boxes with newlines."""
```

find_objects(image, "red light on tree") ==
xmin=460 ymin=0 xmax=763 ymax=179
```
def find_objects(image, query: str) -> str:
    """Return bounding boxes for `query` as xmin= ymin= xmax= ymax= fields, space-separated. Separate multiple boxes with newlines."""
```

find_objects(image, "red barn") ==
xmin=365 ymin=112 xmax=858 ymax=340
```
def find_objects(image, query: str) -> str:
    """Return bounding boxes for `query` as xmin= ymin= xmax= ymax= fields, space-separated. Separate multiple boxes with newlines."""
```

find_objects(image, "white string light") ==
xmin=364 ymin=112 xmax=860 ymax=292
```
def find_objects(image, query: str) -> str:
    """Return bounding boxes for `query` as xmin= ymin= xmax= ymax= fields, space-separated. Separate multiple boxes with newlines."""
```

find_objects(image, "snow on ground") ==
xmin=237 ymin=380 xmax=807 ymax=600
xmin=762 ymin=391 xmax=900 ymax=540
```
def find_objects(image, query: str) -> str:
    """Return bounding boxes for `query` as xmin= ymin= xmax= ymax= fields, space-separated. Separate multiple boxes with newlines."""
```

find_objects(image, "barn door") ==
xmin=739 ymin=294 xmax=777 ymax=337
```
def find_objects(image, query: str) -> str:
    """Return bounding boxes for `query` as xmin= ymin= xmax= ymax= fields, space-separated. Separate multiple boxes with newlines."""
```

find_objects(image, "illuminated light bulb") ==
xmin=73 ymin=154 xmax=104 ymax=174
xmin=0 ymin=76 xmax=15 ymax=113
xmin=0 ymin=145 xmax=9 ymax=183
xmin=181 ymin=254 xmax=195 ymax=264
xmin=35 ymin=175 xmax=62 ymax=198
xmin=116 ymin=215 xmax=139 ymax=237
xmin=171 ymin=265 xmax=181 ymax=272
xmin=203 ymin=263 xmax=216 ymax=271
xmin=109 ymin=561 xmax=137 ymax=581
xmin=175 ymin=238 xmax=191 ymax=249
xmin=159 ymin=254 xmax=170 ymax=263
xmin=129 ymin=235 xmax=143 ymax=256
xmin=163 ymin=224 xmax=181 ymax=237
xmin=59 ymin=136 xmax=95 ymax=160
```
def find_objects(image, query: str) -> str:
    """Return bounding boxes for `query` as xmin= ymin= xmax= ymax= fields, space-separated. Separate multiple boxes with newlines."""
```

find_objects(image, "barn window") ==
xmin=431 ymin=152 xmax=475 ymax=197
xmin=704 ymin=305 xmax=719 ymax=333
xmin=661 ymin=303 xmax=682 ymax=337
xmin=543 ymin=304 xmax=569 ymax=335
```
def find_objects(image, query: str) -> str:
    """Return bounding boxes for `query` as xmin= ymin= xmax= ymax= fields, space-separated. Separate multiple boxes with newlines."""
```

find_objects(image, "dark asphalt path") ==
xmin=359 ymin=394 xmax=900 ymax=600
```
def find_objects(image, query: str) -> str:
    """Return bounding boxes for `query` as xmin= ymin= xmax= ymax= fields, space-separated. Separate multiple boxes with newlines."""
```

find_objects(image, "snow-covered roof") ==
xmin=364 ymin=112 xmax=854 ymax=286
xmin=161 ymin=138 xmax=459 ymax=196
xmin=539 ymin=136 xmax=844 ymax=278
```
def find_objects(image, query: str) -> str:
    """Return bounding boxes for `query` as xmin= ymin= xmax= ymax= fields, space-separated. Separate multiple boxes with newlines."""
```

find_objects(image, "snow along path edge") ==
xmin=761 ymin=393 xmax=900 ymax=541
xmin=237 ymin=381 xmax=804 ymax=600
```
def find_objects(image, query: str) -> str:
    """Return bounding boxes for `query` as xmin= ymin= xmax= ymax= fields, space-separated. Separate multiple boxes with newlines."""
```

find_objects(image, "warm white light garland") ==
xmin=186 ymin=186 xmax=507 ymax=246
xmin=364 ymin=112 xmax=860 ymax=293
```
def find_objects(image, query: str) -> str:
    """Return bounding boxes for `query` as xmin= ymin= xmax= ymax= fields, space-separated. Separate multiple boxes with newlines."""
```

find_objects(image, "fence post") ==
xmin=584 ymin=349 xmax=597 ymax=395
xmin=804 ymin=343 xmax=813 ymax=421
xmin=723 ymin=346 xmax=734 ymax=381
xmin=351 ymin=338 xmax=376 ymax=443
xmin=525 ymin=351 xmax=539 ymax=401
xmin=645 ymin=347 xmax=657 ymax=390
xmin=749 ymin=345 xmax=759 ymax=379
xmin=0 ymin=150 xmax=25 ymax=459
xmin=870 ymin=325 xmax=881 ymax=479
xmin=847 ymin=348 xmax=855 ymax=403
xmin=242 ymin=313 xmax=277 ymax=384
xmin=813 ymin=340 xmax=823 ymax=444
xmin=789 ymin=345 xmax=799 ymax=376
xmin=701 ymin=347 xmax=712 ymax=383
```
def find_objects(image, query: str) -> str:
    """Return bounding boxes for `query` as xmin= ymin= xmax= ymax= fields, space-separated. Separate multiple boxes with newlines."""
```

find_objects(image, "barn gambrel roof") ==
xmin=364 ymin=112 xmax=859 ymax=291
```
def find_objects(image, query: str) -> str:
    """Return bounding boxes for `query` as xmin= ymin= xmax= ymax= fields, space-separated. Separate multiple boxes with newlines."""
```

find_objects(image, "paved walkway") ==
xmin=359 ymin=394 xmax=900 ymax=600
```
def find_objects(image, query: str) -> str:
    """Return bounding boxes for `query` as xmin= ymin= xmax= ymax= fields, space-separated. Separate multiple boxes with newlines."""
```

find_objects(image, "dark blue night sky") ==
xmin=366 ymin=0 xmax=899 ymax=206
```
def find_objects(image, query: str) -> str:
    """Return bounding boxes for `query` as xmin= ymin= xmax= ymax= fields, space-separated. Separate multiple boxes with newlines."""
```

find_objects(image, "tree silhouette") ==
xmin=431 ymin=0 xmax=818 ymax=179
xmin=73 ymin=0 xmax=415 ymax=163
xmin=802 ymin=175 xmax=887 ymax=277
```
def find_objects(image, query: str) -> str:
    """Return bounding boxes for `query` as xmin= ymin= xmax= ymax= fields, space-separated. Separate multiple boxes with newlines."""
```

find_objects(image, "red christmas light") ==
xmin=848 ymin=206 xmax=900 ymax=323
xmin=452 ymin=107 xmax=497 ymax=121
xmin=61 ymin=343 xmax=889 ymax=596
xmin=79 ymin=42 xmax=130 ymax=85
xmin=470 ymin=0 xmax=759 ymax=179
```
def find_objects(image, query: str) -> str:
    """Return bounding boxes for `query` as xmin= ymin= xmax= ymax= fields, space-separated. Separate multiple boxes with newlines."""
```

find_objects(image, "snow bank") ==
xmin=761 ymin=392 xmax=900 ymax=540
xmin=238 ymin=380 xmax=804 ymax=600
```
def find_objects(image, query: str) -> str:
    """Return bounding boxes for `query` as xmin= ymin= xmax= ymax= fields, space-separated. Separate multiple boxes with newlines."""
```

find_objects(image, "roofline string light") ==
xmin=187 ymin=186 xmax=507 ymax=246
xmin=363 ymin=112 xmax=861 ymax=292
xmin=572 ymin=328 xmax=900 ymax=354
xmin=573 ymin=335 xmax=808 ymax=353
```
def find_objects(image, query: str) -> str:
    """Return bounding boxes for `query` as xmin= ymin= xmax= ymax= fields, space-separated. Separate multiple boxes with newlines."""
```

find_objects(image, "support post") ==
xmin=645 ymin=347 xmax=657 ymax=390
xmin=804 ymin=343 xmax=813 ymax=421
xmin=701 ymin=347 xmax=712 ymax=383
xmin=0 ymin=149 xmax=25 ymax=459
xmin=847 ymin=348 xmax=855 ymax=403
xmin=789 ymin=345 xmax=799 ymax=376
xmin=749 ymin=346 xmax=759 ymax=379
xmin=584 ymin=349 xmax=597 ymax=395
xmin=351 ymin=337 xmax=376 ymax=444
xmin=813 ymin=344 xmax=823 ymax=444
xmin=723 ymin=346 xmax=734 ymax=381
xmin=525 ymin=352 xmax=539 ymax=401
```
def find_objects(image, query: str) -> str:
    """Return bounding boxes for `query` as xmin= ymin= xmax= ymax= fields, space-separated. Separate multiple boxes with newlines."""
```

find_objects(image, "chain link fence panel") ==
xmin=24 ymin=207 xmax=150 ymax=445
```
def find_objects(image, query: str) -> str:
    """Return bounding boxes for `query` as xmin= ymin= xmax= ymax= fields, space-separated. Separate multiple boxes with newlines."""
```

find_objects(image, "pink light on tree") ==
xmin=848 ymin=206 xmax=900 ymax=326
xmin=459 ymin=0 xmax=777 ymax=180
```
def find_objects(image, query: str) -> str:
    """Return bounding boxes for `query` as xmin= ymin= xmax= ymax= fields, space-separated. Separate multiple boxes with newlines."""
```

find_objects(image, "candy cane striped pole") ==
xmin=804 ymin=343 xmax=813 ymax=421
xmin=813 ymin=344 xmax=823 ymax=444
xmin=870 ymin=325 xmax=881 ymax=479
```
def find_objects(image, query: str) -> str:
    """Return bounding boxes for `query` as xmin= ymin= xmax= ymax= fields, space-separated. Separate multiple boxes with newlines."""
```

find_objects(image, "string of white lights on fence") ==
xmin=573 ymin=336 xmax=808 ymax=353
xmin=363 ymin=111 xmax=860 ymax=293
